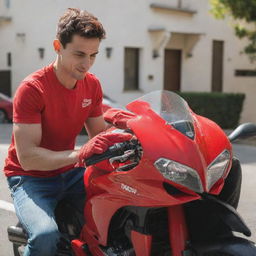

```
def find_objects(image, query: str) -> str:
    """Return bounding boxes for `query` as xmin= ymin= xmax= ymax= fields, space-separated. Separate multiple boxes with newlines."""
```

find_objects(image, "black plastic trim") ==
xmin=191 ymin=236 xmax=256 ymax=255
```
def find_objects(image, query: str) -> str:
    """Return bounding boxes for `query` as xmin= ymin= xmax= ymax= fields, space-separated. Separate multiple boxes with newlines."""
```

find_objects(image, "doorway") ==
xmin=211 ymin=40 xmax=224 ymax=92
xmin=0 ymin=70 xmax=11 ymax=96
xmin=164 ymin=49 xmax=181 ymax=92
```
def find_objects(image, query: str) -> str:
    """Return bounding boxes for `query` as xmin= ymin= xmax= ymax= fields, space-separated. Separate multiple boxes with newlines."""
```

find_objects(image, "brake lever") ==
xmin=109 ymin=150 xmax=136 ymax=165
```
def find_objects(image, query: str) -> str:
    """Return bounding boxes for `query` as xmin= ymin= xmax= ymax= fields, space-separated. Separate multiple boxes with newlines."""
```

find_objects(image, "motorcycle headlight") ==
xmin=207 ymin=150 xmax=231 ymax=191
xmin=154 ymin=158 xmax=203 ymax=193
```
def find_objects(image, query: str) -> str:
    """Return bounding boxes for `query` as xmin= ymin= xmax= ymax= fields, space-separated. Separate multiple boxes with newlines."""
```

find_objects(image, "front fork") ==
xmin=168 ymin=205 xmax=189 ymax=256
xmin=130 ymin=205 xmax=189 ymax=256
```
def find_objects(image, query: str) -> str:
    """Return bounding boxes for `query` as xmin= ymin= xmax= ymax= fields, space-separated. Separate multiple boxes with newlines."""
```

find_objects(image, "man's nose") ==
xmin=81 ymin=57 xmax=91 ymax=70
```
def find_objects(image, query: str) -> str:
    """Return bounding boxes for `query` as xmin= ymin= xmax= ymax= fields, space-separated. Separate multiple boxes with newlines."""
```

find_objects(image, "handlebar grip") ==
xmin=84 ymin=141 xmax=133 ymax=167
xmin=85 ymin=148 xmax=116 ymax=166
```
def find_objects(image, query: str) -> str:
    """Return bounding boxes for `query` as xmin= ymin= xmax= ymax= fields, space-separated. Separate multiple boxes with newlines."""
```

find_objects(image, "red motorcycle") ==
xmin=8 ymin=90 xmax=256 ymax=255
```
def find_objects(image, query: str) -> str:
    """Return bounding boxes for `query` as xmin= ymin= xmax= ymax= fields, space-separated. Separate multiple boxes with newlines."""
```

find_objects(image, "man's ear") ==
xmin=53 ymin=39 xmax=61 ymax=53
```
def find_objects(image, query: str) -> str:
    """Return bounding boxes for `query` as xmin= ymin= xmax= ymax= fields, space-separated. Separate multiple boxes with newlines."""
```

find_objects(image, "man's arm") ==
xmin=84 ymin=115 xmax=107 ymax=139
xmin=14 ymin=123 xmax=79 ymax=171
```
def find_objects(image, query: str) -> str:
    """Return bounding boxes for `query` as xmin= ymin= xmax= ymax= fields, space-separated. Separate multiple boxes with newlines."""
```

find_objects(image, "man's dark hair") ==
xmin=56 ymin=8 xmax=106 ymax=48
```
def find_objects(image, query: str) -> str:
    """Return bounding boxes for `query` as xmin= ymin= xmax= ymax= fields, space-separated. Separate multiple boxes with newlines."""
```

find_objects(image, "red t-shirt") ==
xmin=3 ymin=63 xmax=103 ymax=177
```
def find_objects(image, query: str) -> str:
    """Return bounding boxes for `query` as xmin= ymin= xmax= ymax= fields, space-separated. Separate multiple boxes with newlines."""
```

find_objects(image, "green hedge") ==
xmin=178 ymin=92 xmax=245 ymax=129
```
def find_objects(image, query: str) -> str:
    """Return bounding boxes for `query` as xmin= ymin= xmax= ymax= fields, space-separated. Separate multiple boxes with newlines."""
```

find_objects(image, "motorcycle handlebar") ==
xmin=84 ymin=140 xmax=137 ymax=166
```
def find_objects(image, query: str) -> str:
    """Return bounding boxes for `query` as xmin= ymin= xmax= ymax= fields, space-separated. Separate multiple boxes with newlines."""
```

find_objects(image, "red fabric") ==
xmin=103 ymin=108 xmax=136 ymax=129
xmin=78 ymin=132 xmax=133 ymax=163
xmin=3 ymin=63 xmax=103 ymax=177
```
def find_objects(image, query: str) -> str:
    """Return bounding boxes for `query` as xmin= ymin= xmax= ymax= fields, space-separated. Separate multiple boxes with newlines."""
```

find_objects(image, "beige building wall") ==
xmin=0 ymin=0 xmax=255 ymax=123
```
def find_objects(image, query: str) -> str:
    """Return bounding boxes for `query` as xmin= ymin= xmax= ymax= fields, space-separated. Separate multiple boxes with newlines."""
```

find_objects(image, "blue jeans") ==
xmin=7 ymin=167 xmax=86 ymax=256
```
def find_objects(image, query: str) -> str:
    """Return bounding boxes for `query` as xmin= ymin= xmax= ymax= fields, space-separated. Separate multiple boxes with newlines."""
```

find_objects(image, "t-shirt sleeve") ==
xmin=89 ymin=76 xmax=103 ymax=118
xmin=13 ymin=82 xmax=44 ymax=123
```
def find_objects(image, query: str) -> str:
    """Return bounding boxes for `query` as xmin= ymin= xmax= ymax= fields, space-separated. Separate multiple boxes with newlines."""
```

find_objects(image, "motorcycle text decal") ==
xmin=121 ymin=183 xmax=137 ymax=195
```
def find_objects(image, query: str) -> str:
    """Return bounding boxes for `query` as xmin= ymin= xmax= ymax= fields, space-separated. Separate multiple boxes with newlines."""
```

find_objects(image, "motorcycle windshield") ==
xmin=127 ymin=90 xmax=195 ymax=139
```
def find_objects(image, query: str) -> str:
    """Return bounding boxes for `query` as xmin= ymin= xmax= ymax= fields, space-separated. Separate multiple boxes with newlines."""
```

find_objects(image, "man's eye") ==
xmin=90 ymin=55 xmax=97 ymax=59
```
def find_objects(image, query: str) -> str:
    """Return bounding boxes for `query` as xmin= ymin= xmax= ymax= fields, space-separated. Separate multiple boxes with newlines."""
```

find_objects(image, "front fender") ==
xmin=192 ymin=236 xmax=256 ymax=256
xmin=202 ymin=194 xmax=251 ymax=237
xmin=185 ymin=194 xmax=251 ymax=242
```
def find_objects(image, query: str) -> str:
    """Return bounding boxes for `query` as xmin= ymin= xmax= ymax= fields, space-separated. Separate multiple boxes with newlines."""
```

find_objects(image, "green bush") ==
xmin=178 ymin=92 xmax=245 ymax=129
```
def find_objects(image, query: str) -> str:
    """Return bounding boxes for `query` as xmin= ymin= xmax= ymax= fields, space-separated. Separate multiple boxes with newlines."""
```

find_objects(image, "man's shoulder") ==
xmin=16 ymin=65 xmax=51 ymax=99
xmin=22 ymin=64 xmax=51 ymax=87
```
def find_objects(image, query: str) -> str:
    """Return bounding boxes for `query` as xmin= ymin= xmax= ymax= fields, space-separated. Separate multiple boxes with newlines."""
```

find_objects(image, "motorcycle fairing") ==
xmin=126 ymin=90 xmax=232 ymax=194
xmin=82 ymin=91 xmax=233 ymax=248
xmin=82 ymin=183 xmax=200 ymax=246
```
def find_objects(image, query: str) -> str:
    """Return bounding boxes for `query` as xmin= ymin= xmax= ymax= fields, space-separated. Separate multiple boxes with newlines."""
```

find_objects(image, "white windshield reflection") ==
xmin=131 ymin=90 xmax=195 ymax=139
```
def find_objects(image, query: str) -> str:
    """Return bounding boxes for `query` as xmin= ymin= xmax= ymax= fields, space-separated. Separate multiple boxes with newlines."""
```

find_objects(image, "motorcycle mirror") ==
xmin=228 ymin=123 xmax=256 ymax=142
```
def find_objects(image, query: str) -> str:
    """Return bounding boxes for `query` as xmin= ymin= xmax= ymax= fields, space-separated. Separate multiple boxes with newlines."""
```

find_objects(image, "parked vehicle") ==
xmin=8 ymin=90 xmax=256 ymax=255
xmin=0 ymin=93 xmax=13 ymax=123
xmin=102 ymin=94 xmax=123 ymax=112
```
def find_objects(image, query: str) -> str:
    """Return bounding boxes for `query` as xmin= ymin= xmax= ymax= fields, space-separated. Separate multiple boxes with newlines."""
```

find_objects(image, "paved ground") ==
xmin=0 ymin=124 xmax=256 ymax=255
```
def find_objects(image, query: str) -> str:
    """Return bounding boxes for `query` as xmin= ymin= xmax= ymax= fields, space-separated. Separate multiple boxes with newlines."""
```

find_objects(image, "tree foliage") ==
xmin=210 ymin=0 xmax=256 ymax=61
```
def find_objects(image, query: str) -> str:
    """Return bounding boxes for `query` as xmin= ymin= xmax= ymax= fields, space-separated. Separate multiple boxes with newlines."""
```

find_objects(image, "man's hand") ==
xmin=103 ymin=108 xmax=136 ymax=129
xmin=78 ymin=132 xmax=133 ymax=164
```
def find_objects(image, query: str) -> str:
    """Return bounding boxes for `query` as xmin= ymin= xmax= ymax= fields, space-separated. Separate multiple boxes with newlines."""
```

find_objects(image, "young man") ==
xmin=3 ymin=8 xmax=132 ymax=256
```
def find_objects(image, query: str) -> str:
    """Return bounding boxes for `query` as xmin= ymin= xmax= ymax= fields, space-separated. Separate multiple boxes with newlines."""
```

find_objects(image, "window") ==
xmin=124 ymin=48 xmax=139 ymax=91
xmin=235 ymin=70 xmax=256 ymax=77
xmin=7 ymin=52 xmax=11 ymax=67
xmin=5 ymin=0 xmax=10 ymax=8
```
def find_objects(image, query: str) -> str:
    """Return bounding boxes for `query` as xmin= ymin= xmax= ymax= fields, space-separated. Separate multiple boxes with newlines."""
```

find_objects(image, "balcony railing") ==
xmin=150 ymin=2 xmax=197 ymax=15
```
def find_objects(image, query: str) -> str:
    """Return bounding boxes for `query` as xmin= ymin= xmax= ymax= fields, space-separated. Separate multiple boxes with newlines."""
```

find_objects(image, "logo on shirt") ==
xmin=82 ymin=98 xmax=92 ymax=108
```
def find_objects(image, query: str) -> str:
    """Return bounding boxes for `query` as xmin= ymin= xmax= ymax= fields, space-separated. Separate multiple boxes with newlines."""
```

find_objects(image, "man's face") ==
xmin=58 ymin=35 xmax=100 ymax=80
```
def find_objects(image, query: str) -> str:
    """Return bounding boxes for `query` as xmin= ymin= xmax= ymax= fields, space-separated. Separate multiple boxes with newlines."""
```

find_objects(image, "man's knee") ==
xmin=27 ymin=225 xmax=60 ymax=256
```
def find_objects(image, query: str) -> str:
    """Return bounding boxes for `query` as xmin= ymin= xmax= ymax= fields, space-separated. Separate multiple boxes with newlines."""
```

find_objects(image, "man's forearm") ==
xmin=19 ymin=147 xmax=79 ymax=171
